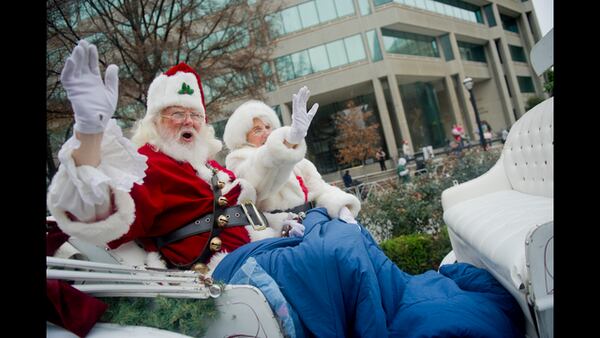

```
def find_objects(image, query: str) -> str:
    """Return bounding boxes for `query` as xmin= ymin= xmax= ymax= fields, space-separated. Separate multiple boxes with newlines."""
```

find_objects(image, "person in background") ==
xmin=481 ymin=120 xmax=493 ymax=150
xmin=396 ymin=157 xmax=410 ymax=184
xmin=343 ymin=170 xmax=353 ymax=188
xmin=375 ymin=147 xmax=387 ymax=171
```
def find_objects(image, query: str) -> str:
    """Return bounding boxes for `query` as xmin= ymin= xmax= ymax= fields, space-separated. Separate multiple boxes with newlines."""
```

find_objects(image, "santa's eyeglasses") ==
xmin=161 ymin=111 xmax=203 ymax=123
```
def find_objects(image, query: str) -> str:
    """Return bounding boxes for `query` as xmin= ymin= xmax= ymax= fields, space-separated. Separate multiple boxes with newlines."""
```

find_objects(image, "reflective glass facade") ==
xmin=509 ymin=45 xmax=527 ymax=62
xmin=305 ymin=93 xmax=385 ymax=174
xmin=501 ymin=14 xmax=519 ymax=33
xmin=483 ymin=4 xmax=496 ymax=27
xmin=457 ymin=41 xmax=486 ymax=62
xmin=274 ymin=34 xmax=366 ymax=83
xmin=439 ymin=34 xmax=454 ymax=61
xmin=366 ymin=29 xmax=383 ymax=61
xmin=374 ymin=0 xmax=483 ymax=24
xmin=267 ymin=0 xmax=356 ymax=39
xmin=381 ymin=28 xmax=439 ymax=58
xmin=400 ymin=81 xmax=448 ymax=149
xmin=517 ymin=76 xmax=535 ymax=93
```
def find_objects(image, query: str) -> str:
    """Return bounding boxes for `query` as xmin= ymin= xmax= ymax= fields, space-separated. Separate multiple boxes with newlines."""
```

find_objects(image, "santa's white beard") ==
xmin=154 ymin=124 xmax=221 ymax=172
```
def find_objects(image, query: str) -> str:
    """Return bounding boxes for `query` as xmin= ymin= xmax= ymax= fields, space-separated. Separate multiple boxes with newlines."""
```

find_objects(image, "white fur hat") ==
xmin=223 ymin=100 xmax=281 ymax=150
xmin=146 ymin=63 xmax=206 ymax=120
xmin=398 ymin=157 xmax=406 ymax=165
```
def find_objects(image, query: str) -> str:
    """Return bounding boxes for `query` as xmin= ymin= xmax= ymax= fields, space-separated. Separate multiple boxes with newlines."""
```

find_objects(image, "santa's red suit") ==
xmin=47 ymin=63 xmax=265 ymax=271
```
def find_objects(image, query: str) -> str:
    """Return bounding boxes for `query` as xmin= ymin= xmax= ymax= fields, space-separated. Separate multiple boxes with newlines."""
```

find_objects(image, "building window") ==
xmin=509 ymin=45 xmax=527 ymax=63
xmin=517 ymin=76 xmax=535 ymax=93
xmin=308 ymin=45 xmax=331 ymax=72
xmin=439 ymin=34 xmax=454 ymax=61
xmin=483 ymin=4 xmax=496 ymax=27
xmin=366 ymin=29 xmax=383 ymax=62
xmin=500 ymin=14 xmax=519 ymax=33
xmin=326 ymin=40 xmax=349 ymax=67
xmin=457 ymin=41 xmax=486 ymax=62
xmin=382 ymin=28 xmax=440 ymax=58
xmin=344 ymin=35 xmax=367 ymax=62
xmin=268 ymin=0 xmax=356 ymax=39
xmin=374 ymin=0 xmax=483 ymax=24
xmin=358 ymin=0 xmax=371 ymax=15
xmin=298 ymin=1 xmax=320 ymax=28
xmin=274 ymin=33 xmax=367 ymax=83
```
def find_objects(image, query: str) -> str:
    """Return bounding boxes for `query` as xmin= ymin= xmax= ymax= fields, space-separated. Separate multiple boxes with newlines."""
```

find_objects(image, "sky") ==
xmin=531 ymin=0 xmax=553 ymax=36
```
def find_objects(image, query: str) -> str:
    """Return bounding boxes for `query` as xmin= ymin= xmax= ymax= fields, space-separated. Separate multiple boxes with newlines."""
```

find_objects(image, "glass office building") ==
xmin=216 ymin=0 xmax=546 ymax=177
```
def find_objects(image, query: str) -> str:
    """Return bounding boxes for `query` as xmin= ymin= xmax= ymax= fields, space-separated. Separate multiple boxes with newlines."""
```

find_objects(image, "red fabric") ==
xmin=208 ymin=159 xmax=236 ymax=181
xmin=46 ymin=220 xmax=70 ymax=256
xmin=108 ymin=144 xmax=250 ymax=266
xmin=163 ymin=63 xmax=207 ymax=123
xmin=47 ymin=279 xmax=108 ymax=337
xmin=296 ymin=175 xmax=309 ymax=203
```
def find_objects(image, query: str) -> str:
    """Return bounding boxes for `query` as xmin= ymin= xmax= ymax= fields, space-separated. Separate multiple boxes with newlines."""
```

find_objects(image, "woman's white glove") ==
xmin=281 ymin=219 xmax=306 ymax=237
xmin=60 ymin=40 xmax=119 ymax=134
xmin=287 ymin=86 xmax=319 ymax=144
xmin=338 ymin=206 xmax=357 ymax=224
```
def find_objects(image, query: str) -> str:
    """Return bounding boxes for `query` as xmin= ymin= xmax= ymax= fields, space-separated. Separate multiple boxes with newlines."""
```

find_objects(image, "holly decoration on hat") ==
xmin=178 ymin=82 xmax=194 ymax=95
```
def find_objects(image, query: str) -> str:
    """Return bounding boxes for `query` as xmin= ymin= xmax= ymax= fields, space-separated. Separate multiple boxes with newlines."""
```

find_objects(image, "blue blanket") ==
xmin=214 ymin=208 xmax=524 ymax=337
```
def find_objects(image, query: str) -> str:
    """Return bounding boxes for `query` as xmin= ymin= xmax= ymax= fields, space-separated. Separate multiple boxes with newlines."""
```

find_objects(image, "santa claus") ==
xmin=222 ymin=90 xmax=361 ymax=236
xmin=47 ymin=40 xmax=276 ymax=272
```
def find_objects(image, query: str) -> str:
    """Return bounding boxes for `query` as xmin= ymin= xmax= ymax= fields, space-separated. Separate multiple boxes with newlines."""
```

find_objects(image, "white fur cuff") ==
xmin=48 ymin=188 xmax=136 ymax=246
xmin=316 ymin=190 xmax=361 ymax=219
xmin=265 ymin=127 xmax=307 ymax=164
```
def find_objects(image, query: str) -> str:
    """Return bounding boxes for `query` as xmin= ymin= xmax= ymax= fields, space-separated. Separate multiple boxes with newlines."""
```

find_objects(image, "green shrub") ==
xmin=360 ymin=148 xmax=500 ymax=271
xmin=380 ymin=227 xmax=451 ymax=274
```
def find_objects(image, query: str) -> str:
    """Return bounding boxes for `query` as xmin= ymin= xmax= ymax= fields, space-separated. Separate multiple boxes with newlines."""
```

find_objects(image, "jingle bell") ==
xmin=217 ymin=196 xmax=228 ymax=207
xmin=217 ymin=214 xmax=229 ymax=227
xmin=217 ymin=180 xmax=225 ymax=189
xmin=210 ymin=237 xmax=222 ymax=252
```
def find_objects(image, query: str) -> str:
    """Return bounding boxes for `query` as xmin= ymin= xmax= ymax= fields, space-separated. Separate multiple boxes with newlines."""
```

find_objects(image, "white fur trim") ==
xmin=147 ymin=71 xmax=205 ymax=118
xmin=264 ymin=127 xmax=307 ymax=163
xmin=145 ymin=251 xmax=167 ymax=269
xmin=245 ymin=225 xmax=281 ymax=242
xmin=263 ymin=212 xmax=294 ymax=233
xmin=223 ymin=100 xmax=281 ymax=151
xmin=229 ymin=178 xmax=257 ymax=204
xmin=48 ymin=188 xmax=135 ymax=246
xmin=206 ymin=251 xmax=229 ymax=276
xmin=316 ymin=189 xmax=361 ymax=219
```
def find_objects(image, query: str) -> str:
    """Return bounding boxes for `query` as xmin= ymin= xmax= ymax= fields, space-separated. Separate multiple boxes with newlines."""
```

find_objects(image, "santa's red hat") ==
xmin=146 ymin=63 xmax=207 ymax=122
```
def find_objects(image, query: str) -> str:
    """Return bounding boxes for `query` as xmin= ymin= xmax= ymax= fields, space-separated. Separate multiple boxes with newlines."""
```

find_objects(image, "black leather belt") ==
xmin=155 ymin=166 xmax=268 ymax=269
xmin=270 ymin=201 xmax=315 ymax=215
xmin=154 ymin=203 xmax=267 ymax=249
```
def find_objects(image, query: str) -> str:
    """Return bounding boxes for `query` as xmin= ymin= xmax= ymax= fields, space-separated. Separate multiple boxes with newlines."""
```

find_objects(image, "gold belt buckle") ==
xmin=240 ymin=200 xmax=267 ymax=231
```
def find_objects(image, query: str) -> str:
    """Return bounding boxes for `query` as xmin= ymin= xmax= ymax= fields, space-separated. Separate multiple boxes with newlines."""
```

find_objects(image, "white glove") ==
xmin=282 ymin=219 xmax=305 ymax=237
xmin=338 ymin=206 xmax=357 ymax=224
xmin=61 ymin=40 xmax=119 ymax=134
xmin=287 ymin=86 xmax=319 ymax=144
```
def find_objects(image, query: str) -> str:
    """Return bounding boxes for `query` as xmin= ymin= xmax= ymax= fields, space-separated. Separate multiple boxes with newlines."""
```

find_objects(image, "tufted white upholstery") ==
xmin=502 ymin=97 xmax=553 ymax=198
xmin=441 ymin=97 xmax=553 ymax=330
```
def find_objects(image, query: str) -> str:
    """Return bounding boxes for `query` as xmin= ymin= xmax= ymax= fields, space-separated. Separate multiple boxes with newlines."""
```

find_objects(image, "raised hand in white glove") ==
xmin=287 ymin=86 xmax=319 ymax=145
xmin=281 ymin=219 xmax=306 ymax=237
xmin=338 ymin=206 xmax=357 ymax=224
xmin=60 ymin=40 xmax=119 ymax=134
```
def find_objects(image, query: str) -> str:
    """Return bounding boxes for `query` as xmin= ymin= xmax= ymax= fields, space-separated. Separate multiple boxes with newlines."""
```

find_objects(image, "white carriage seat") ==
xmin=442 ymin=96 xmax=553 ymax=293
